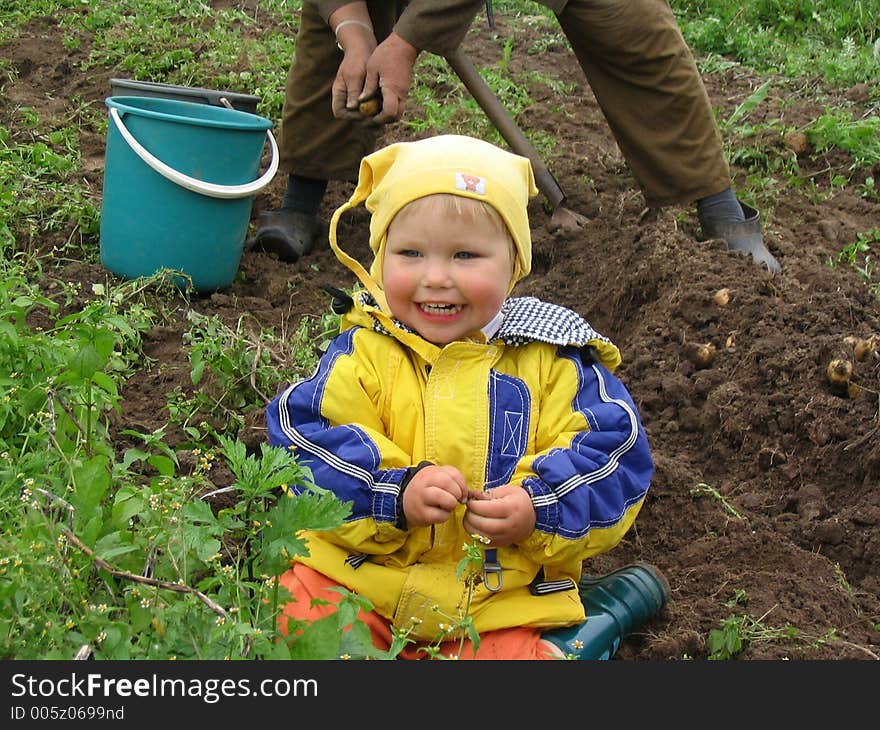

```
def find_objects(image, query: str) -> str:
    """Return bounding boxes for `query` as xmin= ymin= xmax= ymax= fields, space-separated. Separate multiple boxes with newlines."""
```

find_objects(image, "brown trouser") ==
xmin=278 ymin=2 xmax=395 ymax=181
xmin=279 ymin=0 xmax=731 ymax=207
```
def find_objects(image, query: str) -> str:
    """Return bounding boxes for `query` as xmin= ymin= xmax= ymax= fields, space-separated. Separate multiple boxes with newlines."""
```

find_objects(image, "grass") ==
xmin=673 ymin=0 xmax=880 ymax=88
xmin=1 ymin=0 xmax=879 ymax=660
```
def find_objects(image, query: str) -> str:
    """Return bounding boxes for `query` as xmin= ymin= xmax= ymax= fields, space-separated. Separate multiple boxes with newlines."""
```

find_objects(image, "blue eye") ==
xmin=455 ymin=251 xmax=477 ymax=259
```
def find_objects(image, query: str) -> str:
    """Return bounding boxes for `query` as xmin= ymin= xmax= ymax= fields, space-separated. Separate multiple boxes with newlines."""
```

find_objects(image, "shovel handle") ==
xmin=445 ymin=49 xmax=566 ymax=210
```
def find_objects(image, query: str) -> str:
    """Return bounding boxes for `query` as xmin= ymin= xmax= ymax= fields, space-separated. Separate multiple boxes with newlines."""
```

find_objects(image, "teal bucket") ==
xmin=100 ymin=96 xmax=278 ymax=292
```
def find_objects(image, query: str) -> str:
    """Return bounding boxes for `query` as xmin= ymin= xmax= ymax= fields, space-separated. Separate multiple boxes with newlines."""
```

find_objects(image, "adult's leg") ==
xmin=556 ymin=0 xmax=780 ymax=271
xmin=556 ymin=0 xmax=729 ymax=207
xmin=279 ymin=4 xmax=386 ymax=181
xmin=250 ymin=2 xmax=390 ymax=260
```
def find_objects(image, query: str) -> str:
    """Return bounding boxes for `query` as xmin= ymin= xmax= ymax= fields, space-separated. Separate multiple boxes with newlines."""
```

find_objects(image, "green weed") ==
xmin=833 ymin=563 xmax=854 ymax=594
xmin=168 ymin=308 xmax=338 ymax=440
xmin=859 ymin=176 xmax=879 ymax=201
xmin=707 ymin=605 xmax=836 ymax=660
xmin=689 ymin=482 xmax=743 ymax=519
xmin=805 ymin=109 xmax=880 ymax=167
xmin=414 ymin=534 xmax=488 ymax=660
xmin=0 ymin=113 xmax=101 ymax=253
xmin=828 ymin=229 xmax=880 ymax=294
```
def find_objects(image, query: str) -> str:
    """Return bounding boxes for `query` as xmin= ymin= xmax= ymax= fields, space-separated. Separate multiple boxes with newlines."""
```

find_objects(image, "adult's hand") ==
xmin=330 ymin=20 xmax=378 ymax=120
xmin=331 ymin=31 xmax=418 ymax=125
xmin=363 ymin=32 xmax=418 ymax=124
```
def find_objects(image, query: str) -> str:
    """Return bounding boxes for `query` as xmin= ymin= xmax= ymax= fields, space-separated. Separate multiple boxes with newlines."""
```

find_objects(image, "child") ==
xmin=265 ymin=134 xmax=667 ymax=659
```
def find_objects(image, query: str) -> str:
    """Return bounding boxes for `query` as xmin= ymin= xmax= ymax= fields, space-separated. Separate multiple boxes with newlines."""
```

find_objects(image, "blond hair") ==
xmin=391 ymin=193 xmax=515 ymax=251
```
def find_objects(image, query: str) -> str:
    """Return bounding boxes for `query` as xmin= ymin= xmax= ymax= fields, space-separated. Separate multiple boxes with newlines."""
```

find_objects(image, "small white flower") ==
xmin=91 ymin=283 xmax=105 ymax=296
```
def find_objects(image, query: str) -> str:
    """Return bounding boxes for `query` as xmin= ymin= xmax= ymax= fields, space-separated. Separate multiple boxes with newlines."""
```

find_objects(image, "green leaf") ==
xmin=99 ymin=621 xmax=131 ymax=653
xmin=94 ymin=530 xmax=139 ymax=562
xmin=79 ymin=512 xmax=104 ymax=547
xmin=191 ymin=358 xmax=205 ymax=385
xmin=111 ymin=492 xmax=146 ymax=528
xmin=71 ymin=454 xmax=111 ymax=518
xmin=66 ymin=328 xmax=117 ymax=378
xmin=147 ymin=454 xmax=176 ymax=477
xmin=256 ymin=488 xmax=351 ymax=575
xmin=127 ymin=598 xmax=153 ymax=633
xmin=180 ymin=500 xmax=223 ymax=562
xmin=189 ymin=531 xmax=221 ymax=562
xmin=726 ymin=79 xmax=772 ymax=128
xmin=120 ymin=447 xmax=151 ymax=471
xmin=11 ymin=295 xmax=38 ymax=310
xmin=90 ymin=371 xmax=118 ymax=397
xmin=286 ymin=608 xmax=382 ymax=660
xmin=184 ymin=498 xmax=221 ymax=528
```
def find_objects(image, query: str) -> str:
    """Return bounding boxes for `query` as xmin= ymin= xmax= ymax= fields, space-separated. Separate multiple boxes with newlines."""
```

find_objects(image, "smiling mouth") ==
xmin=418 ymin=303 xmax=462 ymax=315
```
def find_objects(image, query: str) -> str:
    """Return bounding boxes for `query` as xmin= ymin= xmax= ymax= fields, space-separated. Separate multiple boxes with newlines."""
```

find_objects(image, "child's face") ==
xmin=382 ymin=199 xmax=514 ymax=345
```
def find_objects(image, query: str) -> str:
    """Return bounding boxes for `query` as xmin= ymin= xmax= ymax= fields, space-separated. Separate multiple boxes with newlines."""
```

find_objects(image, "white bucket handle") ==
xmin=109 ymin=106 xmax=278 ymax=200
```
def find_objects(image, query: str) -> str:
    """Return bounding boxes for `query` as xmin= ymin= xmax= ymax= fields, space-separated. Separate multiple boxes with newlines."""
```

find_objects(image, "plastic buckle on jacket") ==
xmin=482 ymin=548 xmax=503 ymax=592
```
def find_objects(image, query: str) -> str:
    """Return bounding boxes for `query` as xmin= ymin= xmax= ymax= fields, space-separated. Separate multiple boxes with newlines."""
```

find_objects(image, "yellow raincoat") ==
xmin=266 ymin=291 xmax=653 ymax=640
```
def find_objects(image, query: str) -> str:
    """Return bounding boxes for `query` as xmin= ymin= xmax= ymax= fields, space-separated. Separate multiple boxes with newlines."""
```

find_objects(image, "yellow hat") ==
xmin=329 ymin=135 xmax=539 ymax=312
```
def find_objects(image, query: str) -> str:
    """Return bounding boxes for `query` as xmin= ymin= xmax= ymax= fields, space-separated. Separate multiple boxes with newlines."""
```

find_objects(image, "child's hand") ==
xmin=462 ymin=484 xmax=536 ymax=547
xmin=402 ymin=465 xmax=468 ymax=527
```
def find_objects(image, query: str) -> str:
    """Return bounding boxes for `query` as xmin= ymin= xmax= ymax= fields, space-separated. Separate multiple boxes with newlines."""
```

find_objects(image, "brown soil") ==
xmin=5 ymin=6 xmax=880 ymax=660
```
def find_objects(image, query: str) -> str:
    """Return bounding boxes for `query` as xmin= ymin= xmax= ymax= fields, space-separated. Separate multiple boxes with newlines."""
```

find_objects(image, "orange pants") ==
xmin=278 ymin=564 xmax=556 ymax=660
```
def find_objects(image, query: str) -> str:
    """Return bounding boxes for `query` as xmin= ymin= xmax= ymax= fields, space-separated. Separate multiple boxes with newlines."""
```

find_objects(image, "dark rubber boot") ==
xmin=701 ymin=201 xmax=781 ymax=274
xmin=247 ymin=209 xmax=320 ymax=263
xmin=541 ymin=562 xmax=670 ymax=660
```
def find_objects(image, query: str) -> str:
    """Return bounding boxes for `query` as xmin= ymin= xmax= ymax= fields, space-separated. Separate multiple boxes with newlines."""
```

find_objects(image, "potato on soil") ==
xmin=853 ymin=337 xmax=876 ymax=363
xmin=713 ymin=288 xmax=730 ymax=307
xmin=687 ymin=342 xmax=716 ymax=369
xmin=825 ymin=357 xmax=853 ymax=395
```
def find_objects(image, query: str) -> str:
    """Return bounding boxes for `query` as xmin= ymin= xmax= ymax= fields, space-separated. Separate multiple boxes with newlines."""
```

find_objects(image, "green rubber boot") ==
xmin=541 ymin=562 xmax=670 ymax=660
